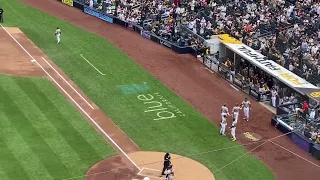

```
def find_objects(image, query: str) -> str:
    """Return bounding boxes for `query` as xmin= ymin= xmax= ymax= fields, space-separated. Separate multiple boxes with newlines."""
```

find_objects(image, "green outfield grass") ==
xmin=0 ymin=74 xmax=116 ymax=180
xmin=1 ymin=0 xmax=274 ymax=180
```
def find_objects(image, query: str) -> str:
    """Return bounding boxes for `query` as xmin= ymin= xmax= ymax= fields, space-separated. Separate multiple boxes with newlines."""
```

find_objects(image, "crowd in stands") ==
xmin=252 ymin=0 xmax=320 ymax=86
xmin=81 ymin=0 xmax=320 ymax=142
xmin=84 ymin=0 xmax=320 ymax=84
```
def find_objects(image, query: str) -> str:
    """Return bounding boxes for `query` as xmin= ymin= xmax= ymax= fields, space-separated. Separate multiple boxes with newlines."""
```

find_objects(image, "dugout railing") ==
xmin=202 ymin=55 xmax=262 ymax=101
xmin=59 ymin=0 xmax=320 ymax=160
xmin=62 ymin=0 xmax=200 ymax=55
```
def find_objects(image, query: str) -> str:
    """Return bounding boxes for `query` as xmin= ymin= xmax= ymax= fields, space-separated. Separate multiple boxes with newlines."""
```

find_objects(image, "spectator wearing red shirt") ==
xmin=301 ymin=101 xmax=309 ymax=118
xmin=302 ymin=101 xmax=309 ymax=112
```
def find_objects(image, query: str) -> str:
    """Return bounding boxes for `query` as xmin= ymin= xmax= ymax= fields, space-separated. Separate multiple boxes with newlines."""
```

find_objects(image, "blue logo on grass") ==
xmin=118 ymin=83 xmax=149 ymax=95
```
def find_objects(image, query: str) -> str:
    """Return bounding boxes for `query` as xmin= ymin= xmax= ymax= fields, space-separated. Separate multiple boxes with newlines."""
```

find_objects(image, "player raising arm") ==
xmin=241 ymin=98 xmax=251 ymax=121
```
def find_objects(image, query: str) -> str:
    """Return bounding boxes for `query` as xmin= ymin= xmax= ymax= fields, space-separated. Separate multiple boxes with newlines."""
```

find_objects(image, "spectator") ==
xmin=89 ymin=0 xmax=94 ymax=8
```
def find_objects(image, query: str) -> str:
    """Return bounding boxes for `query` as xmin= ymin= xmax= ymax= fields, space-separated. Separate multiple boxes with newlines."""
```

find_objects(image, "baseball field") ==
xmin=0 ymin=0 xmax=319 ymax=180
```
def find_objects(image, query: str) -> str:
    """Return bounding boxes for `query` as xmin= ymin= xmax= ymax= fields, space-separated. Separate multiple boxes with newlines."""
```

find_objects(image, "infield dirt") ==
xmin=0 ymin=27 xmax=214 ymax=180
xmin=19 ymin=0 xmax=320 ymax=180
xmin=0 ymin=27 xmax=140 ymax=179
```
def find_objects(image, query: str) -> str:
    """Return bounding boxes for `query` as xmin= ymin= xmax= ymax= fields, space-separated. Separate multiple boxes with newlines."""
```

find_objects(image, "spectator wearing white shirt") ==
xmin=289 ymin=63 xmax=294 ymax=72
xmin=89 ymin=0 xmax=93 ymax=8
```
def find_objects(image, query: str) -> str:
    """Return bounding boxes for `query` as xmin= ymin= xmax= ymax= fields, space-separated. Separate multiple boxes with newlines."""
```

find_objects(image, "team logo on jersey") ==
xmin=310 ymin=91 xmax=320 ymax=98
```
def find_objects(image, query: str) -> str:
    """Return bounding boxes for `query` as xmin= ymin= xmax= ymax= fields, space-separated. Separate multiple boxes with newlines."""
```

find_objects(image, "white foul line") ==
xmin=80 ymin=54 xmax=106 ymax=75
xmin=0 ymin=24 xmax=35 ymax=60
xmin=33 ymin=59 xmax=141 ymax=171
xmin=270 ymin=140 xmax=320 ymax=168
xmin=213 ymin=131 xmax=294 ymax=173
xmin=230 ymin=84 xmax=239 ymax=91
xmin=138 ymin=168 xmax=165 ymax=180
xmin=205 ymin=67 xmax=214 ymax=74
xmin=1 ymin=24 xmax=94 ymax=109
xmin=0 ymin=24 xmax=141 ymax=171
xmin=142 ymin=167 xmax=162 ymax=172
xmin=137 ymin=167 xmax=145 ymax=175
xmin=41 ymin=57 xmax=94 ymax=109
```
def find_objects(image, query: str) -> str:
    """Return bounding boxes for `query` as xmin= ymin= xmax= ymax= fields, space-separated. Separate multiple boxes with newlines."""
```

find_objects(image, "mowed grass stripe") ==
xmin=0 ymin=111 xmax=53 ymax=180
xmin=32 ymin=79 xmax=116 ymax=158
xmin=0 ymin=1 xmax=274 ymax=179
xmin=3 ymin=77 xmax=87 ymax=177
xmin=0 ymin=166 xmax=10 ymax=180
xmin=0 ymin=139 xmax=32 ymax=180
xmin=14 ymin=77 xmax=103 ymax=163
xmin=0 ymin=83 xmax=71 ymax=179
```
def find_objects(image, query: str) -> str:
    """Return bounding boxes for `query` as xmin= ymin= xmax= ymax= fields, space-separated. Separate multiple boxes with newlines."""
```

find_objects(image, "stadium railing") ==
xmin=65 ymin=0 xmax=197 ymax=55
xmin=272 ymin=103 xmax=320 ymax=159
xmin=60 ymin=0 xmax=320 ymax=161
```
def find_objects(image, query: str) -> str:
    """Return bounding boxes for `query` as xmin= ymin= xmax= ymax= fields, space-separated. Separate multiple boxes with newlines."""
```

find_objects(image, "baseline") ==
xmin=41 ymin=57 xmax=94 ymax=109
xmin=213 ymin=131 xmax=294 ymax=173
xmin=270 ymin=140 xmax=320 ymax=168
xmin=80 ymin=54 xmax=106 ymax=75
xmin=137 ymin=167 xmax=164 ymax=179
xmin=0 ymin=25 xmax=141 ymax=171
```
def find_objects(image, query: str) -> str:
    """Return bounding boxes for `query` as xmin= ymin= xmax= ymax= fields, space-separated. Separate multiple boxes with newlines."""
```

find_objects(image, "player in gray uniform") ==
xmin=241 ymin=98 xmax=251 ymax=121
xmin=232 ymin=103 xmax=241 ymax=124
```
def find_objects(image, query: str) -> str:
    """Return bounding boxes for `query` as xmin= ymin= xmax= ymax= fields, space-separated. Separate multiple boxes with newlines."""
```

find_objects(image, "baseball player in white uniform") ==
xmin=221 ymin=104 xmax=230 ymax=119
xmin=241 ymin=98 xmax=251 ymax=121
xmin=165 ymin=165 xmax=174 ymax=180
xmin=230 ymin=124 xmax=236 ymax=141
xmin=55 ymin=27 xmax=61 ymax=44
xmin=220 ymin=115 xmax=227 ymax=136
xmin=309 ymin=108 xmax=316 ymax=120
xmin=271 ymin=88 xmax=278 ymax=107
xmin=232 ymin=103 xmax=241 ymax=124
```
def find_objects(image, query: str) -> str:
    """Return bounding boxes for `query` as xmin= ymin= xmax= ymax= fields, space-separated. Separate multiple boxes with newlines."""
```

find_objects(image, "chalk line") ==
xmin=80 ymin=54 xmax=106 ymax=75
xmin=0 ymin=24 xmax=140 ymax=171
xmin=270 ymin=140 xmax=320 ymax=168
xmin=213 ymin=131 xmax=294 ymax=173
xmin=42 ymin=57 xmax=94 ymax=109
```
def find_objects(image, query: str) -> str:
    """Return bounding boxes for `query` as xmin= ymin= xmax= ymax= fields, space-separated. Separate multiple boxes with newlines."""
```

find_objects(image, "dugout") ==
xmin=208 ymin=36 xmax=320 ymax=159
xmin=207 ymin=34 xmax=320 ymax=105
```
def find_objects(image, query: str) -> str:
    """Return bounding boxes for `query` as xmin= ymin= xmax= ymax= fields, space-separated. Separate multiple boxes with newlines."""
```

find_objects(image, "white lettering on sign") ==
xmin=137 ymin=93 xmax=185 ymax=121
xmin=227 ymin=44 xmax=318 ymax=89
xmin=238 ymin=46 xmax=280 ymax=71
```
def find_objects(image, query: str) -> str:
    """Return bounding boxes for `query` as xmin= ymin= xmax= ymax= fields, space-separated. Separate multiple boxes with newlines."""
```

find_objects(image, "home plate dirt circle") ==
xmin=85 ymin=151 xmax=215 ymax=180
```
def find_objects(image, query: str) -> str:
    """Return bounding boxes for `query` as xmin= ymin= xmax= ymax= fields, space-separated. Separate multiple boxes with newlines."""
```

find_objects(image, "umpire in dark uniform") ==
xmin=161 ymin=152 xmax=171 ymax=175
xmin=0 ymin=7 xmax=3 ymax=23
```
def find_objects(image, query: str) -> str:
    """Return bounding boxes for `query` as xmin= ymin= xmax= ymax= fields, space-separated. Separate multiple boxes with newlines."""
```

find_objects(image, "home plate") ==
xmin=138 ymin=168 xmax=165 ymax=179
